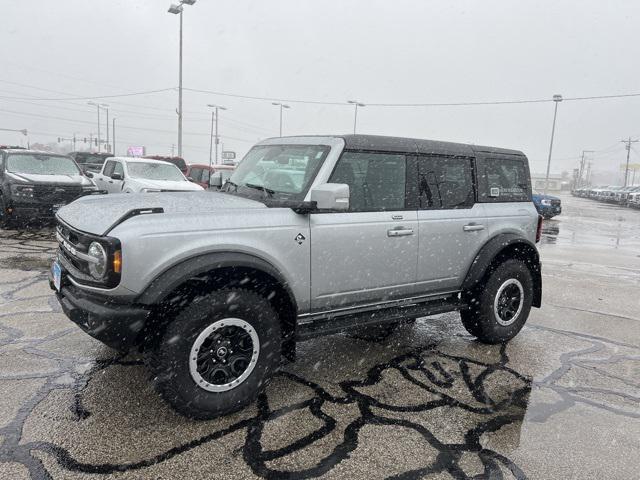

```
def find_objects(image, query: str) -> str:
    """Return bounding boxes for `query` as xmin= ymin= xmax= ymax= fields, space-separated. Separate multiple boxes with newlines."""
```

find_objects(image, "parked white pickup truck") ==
xmin=90 ymin=157 xmax=203 ymax=194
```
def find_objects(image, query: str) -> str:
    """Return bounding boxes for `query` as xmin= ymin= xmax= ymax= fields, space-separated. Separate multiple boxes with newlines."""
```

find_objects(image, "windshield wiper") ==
xmin=244 ymin=183 xmax=275 ymax=197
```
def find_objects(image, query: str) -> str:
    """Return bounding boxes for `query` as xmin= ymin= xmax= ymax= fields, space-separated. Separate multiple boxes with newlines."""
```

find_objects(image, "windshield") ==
xmin=126 ymin=162 xmax=186 ymax=181
xmin=6 ymin=153 xmax=80 ymax=175
xmin=227 ymin=144 xmax=330 ymax=199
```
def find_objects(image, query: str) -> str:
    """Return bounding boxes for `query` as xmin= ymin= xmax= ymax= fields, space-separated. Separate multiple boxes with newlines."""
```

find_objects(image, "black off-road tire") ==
xmin=460 ymin=259 xmax=533 ymax=344
xmin=145 ymin=288 xmax=281 ymax=419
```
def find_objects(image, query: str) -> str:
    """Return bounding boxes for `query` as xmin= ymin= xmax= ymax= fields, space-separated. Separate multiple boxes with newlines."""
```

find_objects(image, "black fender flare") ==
xmin=461 ymin=234 xmax=542 ymax=308
xmin=136 ymin=251 xmax=297 ymax=312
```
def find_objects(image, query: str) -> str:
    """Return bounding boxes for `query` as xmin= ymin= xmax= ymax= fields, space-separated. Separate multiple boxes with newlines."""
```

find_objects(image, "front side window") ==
xmin=190 ymin=168 xmax=202 ymax=182
xmin=227 ymin=144 xmax=330 ymax=200
xmin=113 ymin=162 xmax=124 ymax=177
xmin=482 ymin=158 xmax=530 ymax=202
xmin=103 ymin=160 xmax=116 ymax=177
xmin=329 ymin=151 xmax=407 ymax=212
xmin=6 ymin=154 xmax=81 ymax=176
xmin=418 ymin=156 xmax=474 ymax=209
xmin=126 ymin=162 xmax=186 ymax=181
xmin=200 ymin=168 xmax=210 ymax=183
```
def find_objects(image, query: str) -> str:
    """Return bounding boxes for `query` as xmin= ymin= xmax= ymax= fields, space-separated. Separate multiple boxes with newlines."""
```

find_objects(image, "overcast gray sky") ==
xmin=2 ymin=0 xmax=640 ymax=178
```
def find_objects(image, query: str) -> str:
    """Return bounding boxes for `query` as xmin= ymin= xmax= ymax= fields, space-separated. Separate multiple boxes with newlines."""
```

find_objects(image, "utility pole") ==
xmin=208 ymin=109 xmax=214 ymax=167
xmin=272 ymin=102 xmax=291 ymax=137
xmin=543 ymin=94 xmax=563 ymax=195
xmin=586 ymin=161 xmax=592 ymax=185
xmin=620 ymin=137 xmax=639 ymax=187
xmin=105 ymin=107 xmax=110 ymax=152
xmin=112 ymin=118 xmax=116 ymax=156
xmin=348 ymin=100 xmax=365 ymax=134
xmin=207 ymin=104 xmax=227 ymax=165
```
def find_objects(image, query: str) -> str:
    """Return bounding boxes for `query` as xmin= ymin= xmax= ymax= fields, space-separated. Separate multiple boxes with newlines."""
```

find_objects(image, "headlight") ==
xmin=10 ymin=184 xmax=35 ymax=198
xmin=141 ymin=188 xmax=161 ymax=193
xmin=87 ymin=242 xmax=107 ymax=279
xmin=541 ymin=199 xmax=552 ymax=206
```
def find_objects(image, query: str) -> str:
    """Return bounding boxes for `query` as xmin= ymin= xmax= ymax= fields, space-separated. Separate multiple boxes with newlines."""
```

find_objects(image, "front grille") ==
xmin=35 ymin=185 xmax=83 ymax=204
xmin=550 ymin=199 xmax=561 ymax=207
xmin=56 ymin=223 xmax=92 ymax=277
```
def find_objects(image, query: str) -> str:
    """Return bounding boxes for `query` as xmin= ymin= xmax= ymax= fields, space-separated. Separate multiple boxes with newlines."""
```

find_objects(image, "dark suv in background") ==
xmin=68 ymin=152 xmax=113 ymax=174
xmin=0 ymin=148 xmax=97 ymax=227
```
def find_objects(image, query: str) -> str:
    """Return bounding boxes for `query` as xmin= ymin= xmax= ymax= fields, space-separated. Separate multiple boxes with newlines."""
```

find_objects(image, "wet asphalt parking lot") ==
xmin=0 ymin=194 xmax=638 ymax=479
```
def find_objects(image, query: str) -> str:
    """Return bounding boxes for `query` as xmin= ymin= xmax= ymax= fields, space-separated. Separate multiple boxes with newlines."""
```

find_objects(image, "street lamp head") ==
xmin=272 ymin=102 xmax=280 ymax=106
xmin=168 ymin=4 xmax=183 ymax=14
xmin=100 ymin=103 xmax=109 ymax=108
xmin=553 ymin=94 xmax=563 ymax=102
xmin=282 ymin=104 xmax=291 ymax=109
xmin=207 ymin=104 xmax=227 ymax=110
xmin=348 ymin=100 xmax=365 ymax=107
xmin=181 ymin=0 xmax=196 ymax=4
xmin=87 ymin=101 xmax=97 ymax=106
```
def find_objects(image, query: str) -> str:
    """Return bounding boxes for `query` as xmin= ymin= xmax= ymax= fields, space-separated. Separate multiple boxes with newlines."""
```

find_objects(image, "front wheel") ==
xmin=146 ymin=288 xmax=281 ymax=419
xmin=460 ymin=259 xmax=533 ymax=344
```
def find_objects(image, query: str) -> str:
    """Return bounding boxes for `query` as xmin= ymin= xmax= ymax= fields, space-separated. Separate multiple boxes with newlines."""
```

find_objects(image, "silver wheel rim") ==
xmin=493 ymin=279 xmax=524 ymax=326
xmin=189 ymin=318 xmax=260 ymax=392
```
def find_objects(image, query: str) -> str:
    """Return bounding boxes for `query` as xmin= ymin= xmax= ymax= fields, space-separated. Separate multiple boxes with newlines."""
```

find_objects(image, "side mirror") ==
xmin=310 ymin=183 xmax=349 ymax=211
xmin=209 ymin=172 xmax=223 ymax=187
xmin=85 ymin=171 xmax=94 ymax=178
xmin=111 ymin=173 xmax=123 ymax=181
xmin=187 ymin=176 xmax=194 ymax=182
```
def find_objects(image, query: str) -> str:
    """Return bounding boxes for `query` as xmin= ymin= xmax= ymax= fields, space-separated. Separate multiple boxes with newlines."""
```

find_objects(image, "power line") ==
xmin=0 ymin=86 xmax=175 ymax=101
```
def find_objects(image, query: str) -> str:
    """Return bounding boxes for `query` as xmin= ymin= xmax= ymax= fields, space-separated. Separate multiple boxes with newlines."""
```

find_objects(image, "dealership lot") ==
xmin=0 ymin=194 xmax=638 ymax=479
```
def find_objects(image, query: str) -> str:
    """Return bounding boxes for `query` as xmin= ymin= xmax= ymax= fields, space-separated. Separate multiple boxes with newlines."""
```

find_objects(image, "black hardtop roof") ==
xmin=339 ymin=134 xmax=525 ymax=157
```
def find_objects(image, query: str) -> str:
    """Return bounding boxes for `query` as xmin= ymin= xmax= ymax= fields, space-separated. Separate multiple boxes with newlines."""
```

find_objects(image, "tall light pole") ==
xmin=272 ymin=102 xmax=291 ymax=137
xmin=103 ymin=105 xmax=110 ymax=152
xmin=168 ymin=0 xmax=196 ymax=158
xmin=207 ymin=104 xmax=227 ymax=166
xmin=87 ymin=101 xmax=101 ymax=152
xmin=112 ymin=118 xmax=116 ymax=156
xmin=543 ymin=94 xmax=563 ymax=195
xmin=347 ymin=100 xmax=365 ymax=134
xmin=578 ymin=150 xmax=594 ymax=188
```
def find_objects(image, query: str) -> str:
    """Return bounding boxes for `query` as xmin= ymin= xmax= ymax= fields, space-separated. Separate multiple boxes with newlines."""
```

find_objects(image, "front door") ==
xmin=310 ymin=151 xmax=418 ymax=311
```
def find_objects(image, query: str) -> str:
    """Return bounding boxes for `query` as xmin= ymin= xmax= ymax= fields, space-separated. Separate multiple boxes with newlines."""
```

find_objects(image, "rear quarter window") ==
xmin=477 ymin=156 xmax=531 ymax=202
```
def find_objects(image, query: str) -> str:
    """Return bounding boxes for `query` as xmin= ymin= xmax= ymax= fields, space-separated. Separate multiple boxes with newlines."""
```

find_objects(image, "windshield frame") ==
xmin=5 ymin=153 xmax=82 ymax=176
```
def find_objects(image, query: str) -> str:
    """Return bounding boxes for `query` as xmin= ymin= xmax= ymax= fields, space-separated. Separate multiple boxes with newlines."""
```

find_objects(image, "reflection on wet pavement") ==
xmin=1 ymin=199 xmax=639 ymax=479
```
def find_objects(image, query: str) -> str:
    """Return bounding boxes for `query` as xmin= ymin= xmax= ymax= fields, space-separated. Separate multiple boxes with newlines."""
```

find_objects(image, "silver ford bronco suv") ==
xmin=50 ymin=135 xmax=542 ymax=419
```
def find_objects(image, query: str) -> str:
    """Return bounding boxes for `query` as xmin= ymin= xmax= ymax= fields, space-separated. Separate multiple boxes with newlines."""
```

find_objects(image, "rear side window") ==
xmin=103 ymin=160 xmax=116 ymax=176
xmin=200 ymin=168 xmax=210 ymax=183
xmin=329 ymin=151 xmax=407 ymax=212
xmin=479 ymin=157 xmax=531 ymax=202
xmin=418 ymin=156 xmax=474 ymax=209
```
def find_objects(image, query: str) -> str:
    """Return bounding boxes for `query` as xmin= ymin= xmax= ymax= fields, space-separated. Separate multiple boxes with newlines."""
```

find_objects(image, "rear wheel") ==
xmin=460 ymin=259 xmax=533 ymax=344
xmin=145 ymin=288 xmax=281 ymax=419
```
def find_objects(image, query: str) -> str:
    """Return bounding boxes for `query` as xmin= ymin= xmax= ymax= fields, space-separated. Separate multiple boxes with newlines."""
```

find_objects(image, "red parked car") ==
xmin=186 ymin=164 xmax=235 ymax=189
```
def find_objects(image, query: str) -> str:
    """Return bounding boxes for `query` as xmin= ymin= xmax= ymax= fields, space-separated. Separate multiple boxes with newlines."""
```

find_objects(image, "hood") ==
xmin=131 ymin=178 xmax=203 ymax=191
xmin=56 ymin=191 xmax=266 ymax=236
xmin=7 ymin=172 xmax=92 ymax=186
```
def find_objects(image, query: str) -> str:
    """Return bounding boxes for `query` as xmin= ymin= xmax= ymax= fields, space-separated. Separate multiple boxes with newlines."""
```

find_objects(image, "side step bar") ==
xmin=296 ymin=295 xmax=465 ymax=341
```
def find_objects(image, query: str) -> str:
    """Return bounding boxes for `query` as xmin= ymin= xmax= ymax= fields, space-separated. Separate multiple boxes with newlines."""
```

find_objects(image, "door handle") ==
xmin=463 ymin=224 xmax=485 ymax=232
xmin=108 ymin=180 xmax=113 ymax=184
xmin=387 ymin=227 xmax=414 ymax=237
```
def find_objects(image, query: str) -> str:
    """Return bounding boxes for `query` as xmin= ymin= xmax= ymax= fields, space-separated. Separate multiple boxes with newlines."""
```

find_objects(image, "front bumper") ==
xmin=50 ymin=275 xmax=149 ymax=352
xmin=7 ymin=200 xmax=65 ymax=219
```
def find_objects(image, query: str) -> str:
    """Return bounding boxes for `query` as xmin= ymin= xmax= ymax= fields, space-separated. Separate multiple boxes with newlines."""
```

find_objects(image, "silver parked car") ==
xmin=50 ymin=135 xmax=542 ymax=419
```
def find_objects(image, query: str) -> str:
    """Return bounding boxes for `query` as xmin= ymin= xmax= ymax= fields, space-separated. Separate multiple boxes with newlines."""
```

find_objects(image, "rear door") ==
xmin=310 ymin=151 xmax=419 ymax=311
xmin=415 ymin=155 xmax=488 ymax=291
